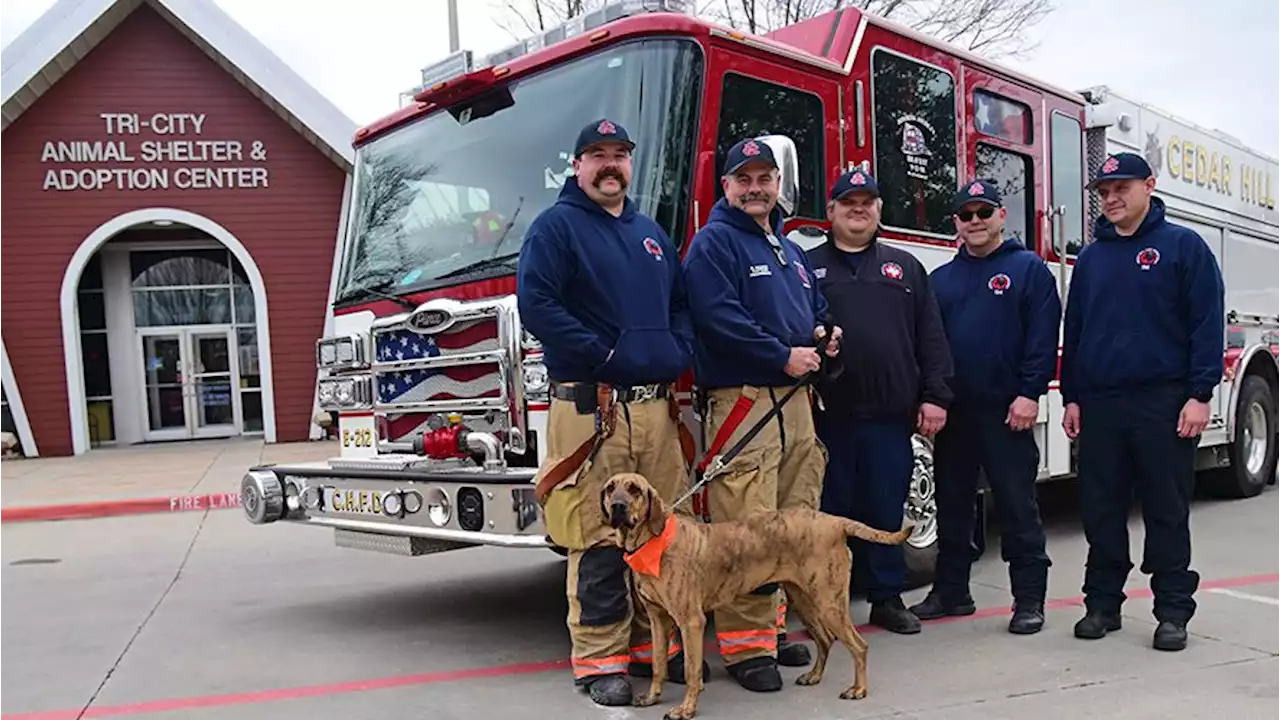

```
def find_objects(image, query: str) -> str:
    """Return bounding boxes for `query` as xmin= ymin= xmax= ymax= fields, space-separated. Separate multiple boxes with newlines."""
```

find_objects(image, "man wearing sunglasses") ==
xmin=910 ymin=179 xmax=1060 ymax=635
xmin=682 ymin=137 xmax=841 ymax=693
xmin=1061 ymin=153 xmax=1224 ymax=652
xmin=804 ymin=169 xmax=954 ymax=635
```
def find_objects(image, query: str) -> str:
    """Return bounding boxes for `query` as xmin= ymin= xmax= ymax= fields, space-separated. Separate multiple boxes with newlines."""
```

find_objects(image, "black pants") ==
xmin=1077 ymin=387 xmax=1200 ymax=623
xmin=817 ymin=415 xmax=914 ymax=603
xmin=933 ymin=406 xmax=1050 ymax=606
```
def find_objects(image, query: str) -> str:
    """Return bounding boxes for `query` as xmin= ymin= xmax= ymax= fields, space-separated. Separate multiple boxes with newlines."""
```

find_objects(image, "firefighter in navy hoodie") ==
xmin=682 ymin=137 xmax=841 ymax=693
xmin=911 ymin=179 xmax=1059 ymax=635
xmin=1061 ymin=152 xmax=1225 ymax=653
xmin=516 ymin=119 xmax=698 ymax=706
xmin=805 ymin=169 xmax=953 ymax=635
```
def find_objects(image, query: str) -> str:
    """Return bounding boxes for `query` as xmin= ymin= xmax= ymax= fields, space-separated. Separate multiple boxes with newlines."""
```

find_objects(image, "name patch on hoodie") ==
xmin=749 ymin=264 xmax=772 ymax=278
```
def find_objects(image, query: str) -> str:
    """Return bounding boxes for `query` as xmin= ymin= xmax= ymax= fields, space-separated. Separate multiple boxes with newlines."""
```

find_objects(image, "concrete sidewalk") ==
xmin=0 ymin=438 xmax=335 ymax=522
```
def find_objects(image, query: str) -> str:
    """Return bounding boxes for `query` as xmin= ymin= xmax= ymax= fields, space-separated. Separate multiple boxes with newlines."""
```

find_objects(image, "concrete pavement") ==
xmin=2 ymin=475 xmax=1276 ymax=719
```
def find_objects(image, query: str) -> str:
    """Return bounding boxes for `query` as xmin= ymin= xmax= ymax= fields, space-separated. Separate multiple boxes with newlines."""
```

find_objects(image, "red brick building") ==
xmin=1 ymin=0 xmax=357 ymax=456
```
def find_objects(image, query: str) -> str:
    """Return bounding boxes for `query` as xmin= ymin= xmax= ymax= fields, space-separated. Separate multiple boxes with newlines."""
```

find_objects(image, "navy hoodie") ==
xmin=682 ymin=198 xmax=829 ymax=390
xmin=516 ymin=177 xmax=693 ymax=386
xmin=1061 ymin=196 xmax=1225 ymax=404
xmin=930 ymin=238 xmax=1062 ymax=409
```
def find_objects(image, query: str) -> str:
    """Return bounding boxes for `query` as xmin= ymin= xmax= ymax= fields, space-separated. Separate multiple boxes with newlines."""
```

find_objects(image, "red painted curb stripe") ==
xmin=3 ymin=572 xmax=1274 ymax=720
xmin=0 ymin=492 xmax=243 ymax=524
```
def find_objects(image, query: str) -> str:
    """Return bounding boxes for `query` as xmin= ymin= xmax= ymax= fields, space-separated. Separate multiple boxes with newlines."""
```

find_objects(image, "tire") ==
xmin=1207 ymin=374 xmax=1278 ymax=498
xmin=903 ymin=434 xmax=939 ymax=589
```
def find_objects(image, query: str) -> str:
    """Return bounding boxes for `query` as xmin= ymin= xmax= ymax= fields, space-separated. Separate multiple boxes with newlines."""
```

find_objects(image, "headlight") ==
xmin=317 ymin=376 xmax=373 ymax=410
xmin=316 ymin=335 xmax=368 ymax=370
xmin=523 ymin=359 xmax=549 ymax=396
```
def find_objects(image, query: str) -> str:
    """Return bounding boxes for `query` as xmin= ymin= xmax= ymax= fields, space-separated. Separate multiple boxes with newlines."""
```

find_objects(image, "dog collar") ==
xmin=624 ymin=514 xmax=679 ymax=577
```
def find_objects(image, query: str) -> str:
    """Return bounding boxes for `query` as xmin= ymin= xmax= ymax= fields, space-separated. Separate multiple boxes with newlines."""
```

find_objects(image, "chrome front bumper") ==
xmin=240 ymin=462 xmax=550 ymax=551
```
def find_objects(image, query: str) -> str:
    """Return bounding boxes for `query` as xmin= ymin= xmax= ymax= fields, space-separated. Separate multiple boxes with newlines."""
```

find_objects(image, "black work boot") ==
xmin=629 ymin=651 xmax=710 ymax=684
xmin=1008 ymin=602 xmax=1045 ymax=635
xmin=1073 ymin=610 xmax=1122 ymax=639
xmin=869 ymin=596 xmax=922 ymax=634
xmin=1153 ymin=620 xmax=1188 ymax=651
xmin=583 ymin=673 xmax=632 ymax=706
xmin=908 ymin=592 xmax=976 ymax=620
xmin=776 ymin=633 xmax=812 ymax=667
xmin=725 ymin=656 xmax=783 ymax=693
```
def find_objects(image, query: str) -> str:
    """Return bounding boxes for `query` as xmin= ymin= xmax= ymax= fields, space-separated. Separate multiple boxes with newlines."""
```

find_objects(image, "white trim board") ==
xmin=1 ymin=339 xmax=40 ymax=457
xmin=61 ymin=207 xmax=277 ymax=455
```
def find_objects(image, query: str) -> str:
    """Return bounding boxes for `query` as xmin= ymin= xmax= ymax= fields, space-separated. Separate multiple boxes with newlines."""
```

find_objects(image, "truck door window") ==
xmin=715 ymin=72 xmax=825 ymax=218
xmin=975 ymin=144 xmax=1035 ymax=248
xmin=1049 ymin=112 xmax=1085 ymax=257
xmin=974 ymin=90 xmax=1032 ymax=144
xmin=870 ymin=48 xmax=958 ymax=237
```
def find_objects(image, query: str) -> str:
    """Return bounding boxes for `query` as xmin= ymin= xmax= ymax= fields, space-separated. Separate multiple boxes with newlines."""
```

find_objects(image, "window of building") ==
xmin=715 ymin=72 xmax=825 ymax=218
xmin=78 ymin=254 xmax=114 ymax=444
xmin=871 ymin=49 xmax=958 ymax=236
xmin=975 ymin=144 xmax=1035 ymax=248
xmin=1049 ymin=112 xmax=1085 ymax=256
xmin=974 ymin=90 xmax=1032 ymax=144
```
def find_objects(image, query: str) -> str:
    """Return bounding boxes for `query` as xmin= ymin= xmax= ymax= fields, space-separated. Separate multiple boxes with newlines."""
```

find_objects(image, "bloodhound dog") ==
xmin=603 ymin=472 xmax=913 ymax=719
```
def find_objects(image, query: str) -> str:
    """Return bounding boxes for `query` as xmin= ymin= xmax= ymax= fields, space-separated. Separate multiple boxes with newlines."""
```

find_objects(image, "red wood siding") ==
xmin=0 ymin=5 xmax=347 ymax=455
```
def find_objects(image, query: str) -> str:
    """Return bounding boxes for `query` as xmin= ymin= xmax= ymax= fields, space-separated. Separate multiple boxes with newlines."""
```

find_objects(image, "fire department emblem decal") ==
xmin=794 ymin=261 xmax=811 ymax=288
xmin=988 ymin=273 xmax=1012 ymax=295
xmin=968 ymin=182 xmax=986 ymax=196
xmin=881 ymin=262 xmax=904 ymax=280
xmin=1101 ymin=156 xmax=1120 ymax=174
xmin=743 ymin=140 xmax=761 ymax=156
xmin=643 ymin=237 xmax=664 ymax=261
xmin=597 ymin=120 xmax=617 ymax=135
xmin=1136 ymin=247 xmax=1160 ymax=270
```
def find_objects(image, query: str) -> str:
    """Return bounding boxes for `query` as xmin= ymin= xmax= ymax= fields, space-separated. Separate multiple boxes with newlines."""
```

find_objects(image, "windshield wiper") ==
xmin=434 ymin=251 xmax=522 ymax=281
xmin=338 ymin=281 xmax=419 ymax=310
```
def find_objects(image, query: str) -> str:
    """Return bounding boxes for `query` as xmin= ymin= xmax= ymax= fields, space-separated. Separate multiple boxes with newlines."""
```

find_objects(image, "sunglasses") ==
xmin=956 ymin=206 xmax=996 ymax=222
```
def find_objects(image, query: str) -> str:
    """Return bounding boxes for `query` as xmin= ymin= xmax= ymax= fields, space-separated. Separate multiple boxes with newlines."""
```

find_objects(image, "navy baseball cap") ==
xmin=952 ymin=179 xmax=1002 ymax=212
xmin=1087 ymin=152 xmax=1152 ymax=189
xmin=829 ymin=169 xmax=880 ymax=201
xmin=574 ymin=118 xmax=635 ymax=157
xmin=723 ymin=137 xmax=777 ymax=175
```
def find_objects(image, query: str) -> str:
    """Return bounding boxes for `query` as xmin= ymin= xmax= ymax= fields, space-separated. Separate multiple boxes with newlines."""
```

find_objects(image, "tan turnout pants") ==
xmin=536 ymin=388 xmax=693 ymax=683
xmin=702 ymin=384 xmax=827 ymax=665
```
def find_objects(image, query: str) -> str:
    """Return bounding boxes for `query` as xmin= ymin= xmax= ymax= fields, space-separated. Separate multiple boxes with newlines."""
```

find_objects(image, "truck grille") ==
xmin=368 ymin=296 xmax=528 ymax=455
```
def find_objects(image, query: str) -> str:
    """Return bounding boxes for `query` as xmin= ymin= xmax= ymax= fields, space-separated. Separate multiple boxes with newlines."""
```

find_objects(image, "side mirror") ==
xmin=758 ymin=134 xmax=800 ymax=218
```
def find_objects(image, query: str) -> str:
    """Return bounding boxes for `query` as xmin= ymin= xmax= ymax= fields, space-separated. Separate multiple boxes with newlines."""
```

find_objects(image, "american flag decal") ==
xmin=377 ymin=363 xmax=502 ymax=405
xmin=375 ymin=318 xmax=499 ymax=362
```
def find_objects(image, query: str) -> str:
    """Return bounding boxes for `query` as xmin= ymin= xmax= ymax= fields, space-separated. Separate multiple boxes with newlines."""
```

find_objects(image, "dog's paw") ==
xmin=663 ymin=703 xmax=698 ymax=720
xmin=634 ymin=692 xmax=661 ymax=708
xmin=840 ymin=686 xmax=868 ymax=700
xmin=795 ymin=670 xmax=822 ymax=686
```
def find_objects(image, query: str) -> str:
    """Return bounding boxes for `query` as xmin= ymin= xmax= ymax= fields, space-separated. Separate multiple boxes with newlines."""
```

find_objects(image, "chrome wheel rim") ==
xmin=1244 ymin=401 xmax=1269 ymax=477
xmin=905 ymin=434 xmax=938 ymax=549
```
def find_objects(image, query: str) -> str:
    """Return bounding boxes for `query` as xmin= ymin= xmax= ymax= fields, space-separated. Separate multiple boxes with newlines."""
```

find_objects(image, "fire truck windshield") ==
xmin=336 ymin=38 xmax=705 ymax=304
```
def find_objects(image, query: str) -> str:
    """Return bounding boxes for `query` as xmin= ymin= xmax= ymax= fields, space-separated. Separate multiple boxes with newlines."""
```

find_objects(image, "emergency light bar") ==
xmin=403 ymin=0 xmax=690 ymax=102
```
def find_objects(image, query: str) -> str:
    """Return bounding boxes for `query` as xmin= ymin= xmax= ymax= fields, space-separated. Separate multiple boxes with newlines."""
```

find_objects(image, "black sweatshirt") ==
xmin=806 ymin=234 xmax=954 ymax=423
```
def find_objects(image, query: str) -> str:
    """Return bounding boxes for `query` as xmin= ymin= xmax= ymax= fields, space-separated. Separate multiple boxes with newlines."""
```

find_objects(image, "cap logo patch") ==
xmin=1136 ymin=247 xmax=1160 ymax=270
xmin=851 ymin=173 xmax=866 ymax=186
xmin=597 ymin=120 xmax=616 ymax=135
xmin=742 ymin=140 xmax=760 ymax=156
xmin=1101 ymin=156 xmax=1120 ymax=173
xmin=881 ymin=262 xmax=904 ymax=280
xmin=643 ymin=237 xmax=664 ymax=260
xmin=968 ymin=182 xmax=985 ymax=196
xmin=988 ymin=273 xmax=1011 ymax=295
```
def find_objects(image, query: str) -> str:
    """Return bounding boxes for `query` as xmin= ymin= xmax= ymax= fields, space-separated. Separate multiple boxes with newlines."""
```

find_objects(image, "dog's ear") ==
xmin=601 ymin=480 xmax=613 ymax=526
xmin=645 ymin=486 xmax=668 ymax=538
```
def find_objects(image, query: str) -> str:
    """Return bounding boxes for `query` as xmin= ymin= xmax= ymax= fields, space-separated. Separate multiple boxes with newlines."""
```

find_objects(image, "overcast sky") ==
xmin=2 ymin=0 xmax=1276 ymax=157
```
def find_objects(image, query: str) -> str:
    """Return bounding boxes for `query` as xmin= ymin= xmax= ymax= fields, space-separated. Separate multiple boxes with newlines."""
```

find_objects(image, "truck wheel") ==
xmin=904 ymin=434 xmax=939 ymax=589
xmin=1208 ymin=375 xmax=1278 ymax=498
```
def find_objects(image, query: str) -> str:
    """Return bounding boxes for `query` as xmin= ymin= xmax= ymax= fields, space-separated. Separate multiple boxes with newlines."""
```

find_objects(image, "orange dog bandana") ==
xmin=624 ymin=514 xmax=679 ymax=577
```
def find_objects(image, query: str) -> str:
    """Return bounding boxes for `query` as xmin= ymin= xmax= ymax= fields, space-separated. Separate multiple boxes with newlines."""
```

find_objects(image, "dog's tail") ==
xmin=840 ymin=518 xmax=914 ymax=545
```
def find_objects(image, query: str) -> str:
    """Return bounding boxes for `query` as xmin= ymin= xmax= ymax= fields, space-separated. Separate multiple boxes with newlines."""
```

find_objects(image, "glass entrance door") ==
xmin=140 ymin=327 xmax=240 ymax=441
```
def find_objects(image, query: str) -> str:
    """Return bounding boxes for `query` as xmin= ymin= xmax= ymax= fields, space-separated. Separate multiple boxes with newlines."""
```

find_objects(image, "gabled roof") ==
xmin=1 ymin=0 xmax=357 ymax=170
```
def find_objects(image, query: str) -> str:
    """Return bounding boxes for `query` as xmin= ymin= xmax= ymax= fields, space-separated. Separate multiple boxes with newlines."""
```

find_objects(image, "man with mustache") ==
xmin=1061 ymin=152 xmax=1224 ymax=652
xmin=804 ymin=170 xmax=953 ymax=635
xmin=912 ymin=179 xmax=1058 ymax=635
xmin=517 ymin=119 xmax=696 ymax=706
xmin=682 ymin=137 xmax=841 ymax=693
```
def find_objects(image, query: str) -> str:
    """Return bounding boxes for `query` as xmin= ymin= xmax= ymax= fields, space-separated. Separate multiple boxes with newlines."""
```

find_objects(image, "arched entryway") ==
xmin=61 ymin=208 xmax=277 ymax=455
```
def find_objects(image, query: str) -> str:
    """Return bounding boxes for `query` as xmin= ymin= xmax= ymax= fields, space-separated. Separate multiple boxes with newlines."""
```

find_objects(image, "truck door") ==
xmin=694 ymin=44 xmax=845 ymax=246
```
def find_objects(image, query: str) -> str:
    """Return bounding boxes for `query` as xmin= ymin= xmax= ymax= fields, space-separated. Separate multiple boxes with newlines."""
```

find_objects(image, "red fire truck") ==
xmin=240 ymin=0 xmax=1278 ymax=585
